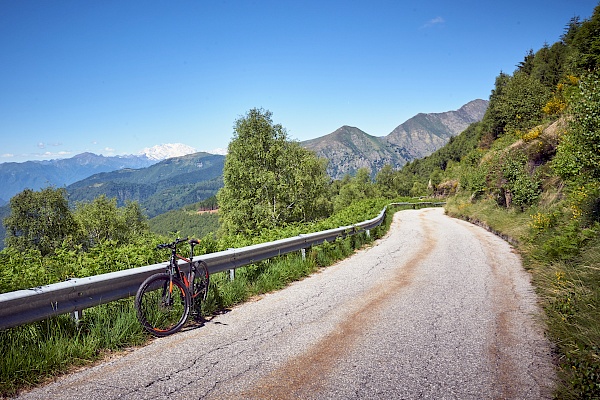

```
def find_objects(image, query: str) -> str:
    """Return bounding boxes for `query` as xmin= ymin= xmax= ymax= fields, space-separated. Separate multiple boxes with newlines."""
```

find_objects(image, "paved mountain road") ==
xmin=18 ymin=208 xmax=556 ymax=399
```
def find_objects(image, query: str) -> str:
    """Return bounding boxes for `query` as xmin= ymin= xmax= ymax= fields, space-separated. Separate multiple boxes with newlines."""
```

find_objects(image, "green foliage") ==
xmin=66 ymin=153 xmax=224 ymax=218
xmin=141 ymin=178 xmax=223 ymax=218
xmin=566 ymin=4 xmax=600 ymax=72
xmin=458 ymin=151 xmax=487 ymax=196
xmin=375 ymin=164 xmax=401 ymax=198
xmin=554 ymin=72 xmax=600 ymax=182
xmin=0 ymin=233 xmax=164 ymax=294
xmin=0 ymin=300 xmax=146 ymax=397
xmin=218 ymin=108 xmax=331 ymax=235
xmin=74 ymin=196 xmax=148 ymax=247
xmin=389 ymin=122 xmax=484 ymax=197
xmin=183 ymin=195 xmax=219 ymax=212
xmin=333 ymin=168 xmax=377 ymax=211
xmin=3 ymin=188 xmax=78 ymax=256
xmin=486 ymin=71 xmax=552 ymax=136
xmin=148 ymin=209 xmax=219 ymax=238
xmin=499 ymin=152 xmax=542 ymax=208
xmin=530 ymin=42 xmax=568 ymax=89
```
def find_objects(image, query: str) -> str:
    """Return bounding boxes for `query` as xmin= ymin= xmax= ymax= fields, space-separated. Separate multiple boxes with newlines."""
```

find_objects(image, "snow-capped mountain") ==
xmin=139 ymin=143 xmax=198 ymax=161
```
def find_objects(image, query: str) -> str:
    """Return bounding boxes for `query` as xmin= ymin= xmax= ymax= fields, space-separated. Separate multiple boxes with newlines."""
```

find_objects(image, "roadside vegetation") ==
xmin=0 ymin=195 xmax=415 ymax=397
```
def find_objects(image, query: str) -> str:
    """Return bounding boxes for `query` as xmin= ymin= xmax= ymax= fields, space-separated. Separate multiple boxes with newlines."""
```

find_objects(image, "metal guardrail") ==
xmin=0 ymin=202 xmax=442 ymax=331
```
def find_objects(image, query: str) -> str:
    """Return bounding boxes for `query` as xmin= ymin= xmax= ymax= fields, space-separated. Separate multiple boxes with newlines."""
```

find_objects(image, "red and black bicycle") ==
xmin=135 ymin=238 xmax=210 ymax=337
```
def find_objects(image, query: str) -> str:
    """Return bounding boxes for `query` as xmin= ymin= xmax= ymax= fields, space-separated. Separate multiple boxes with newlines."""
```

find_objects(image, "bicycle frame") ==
xmin=165 ymin=238 xmax=199 ymax=293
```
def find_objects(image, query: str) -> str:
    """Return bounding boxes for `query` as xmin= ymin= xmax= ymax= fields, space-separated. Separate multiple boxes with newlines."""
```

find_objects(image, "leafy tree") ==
xmin=73 ymin=195 xmax=148 ymax=246
xmin=218 ymin=108 xmax=331 ymax=235
xmin=375 ymin=164 xmax=399 ymax=198
xmin=483 ymin=71 xmax=551 ymax=137
xmin=554 ymin=72 xmax=600 ymax=181
xmin=3 ymin=187 xmax=78 ymax=255
xmin=333 ymin=168 xmax=377 ymax=211
xmin=409 ymin=181 xmax=428 ymax=197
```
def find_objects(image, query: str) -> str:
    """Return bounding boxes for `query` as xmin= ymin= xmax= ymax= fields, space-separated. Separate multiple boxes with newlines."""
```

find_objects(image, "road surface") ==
xmin=18 ymin=208 xmax=556 ymax=399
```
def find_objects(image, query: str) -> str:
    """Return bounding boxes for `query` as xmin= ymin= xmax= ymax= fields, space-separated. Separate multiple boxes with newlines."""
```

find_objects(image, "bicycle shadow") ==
xmin=181 ymin=309 xmax=232 ymax=332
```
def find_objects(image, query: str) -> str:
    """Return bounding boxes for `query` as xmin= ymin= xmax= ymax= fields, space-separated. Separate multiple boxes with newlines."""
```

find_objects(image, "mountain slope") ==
xmin=386 ymin=99 xmax=489 ymax=157
xmin=302 ymin=99 xmax=488 ymax=179
xmin=67 ymin=152 xmax=225 ymax=218
xmin=302 ymin=126 xmax=409 ymax=178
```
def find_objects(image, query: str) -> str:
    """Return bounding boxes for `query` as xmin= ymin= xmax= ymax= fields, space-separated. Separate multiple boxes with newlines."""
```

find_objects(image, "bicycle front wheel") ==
xmin=135 ymin=273 xmax=190 ymax=337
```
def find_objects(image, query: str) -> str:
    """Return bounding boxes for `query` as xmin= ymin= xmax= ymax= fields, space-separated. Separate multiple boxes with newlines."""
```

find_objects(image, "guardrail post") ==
xmin=366 ymin=229 xmax=370 ymax=238
xmin=229 ymin=269 xmax=235 ymax=281
xmin=301 ymin=248 xmax=306 ymax=261
xmin=70 ymin=310 xmax=82 ymax=327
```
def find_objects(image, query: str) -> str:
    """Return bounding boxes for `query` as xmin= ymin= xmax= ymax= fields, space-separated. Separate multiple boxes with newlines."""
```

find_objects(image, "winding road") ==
xmin=18 ymin=208 xmax=556 ymax=399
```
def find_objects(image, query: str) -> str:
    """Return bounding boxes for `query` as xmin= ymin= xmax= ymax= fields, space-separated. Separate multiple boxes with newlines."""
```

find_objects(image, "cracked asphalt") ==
xmin=16 ymin=208 xmax=556 ymax=399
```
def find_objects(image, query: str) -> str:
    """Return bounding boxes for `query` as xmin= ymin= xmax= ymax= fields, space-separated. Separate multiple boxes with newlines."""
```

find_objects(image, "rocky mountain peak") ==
xmin=302 ymin=99 xmax=489 ymax=179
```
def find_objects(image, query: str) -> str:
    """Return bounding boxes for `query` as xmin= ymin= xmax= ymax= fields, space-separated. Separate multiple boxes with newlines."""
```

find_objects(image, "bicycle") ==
xmin=135 ymin=238 xmax=210 ymax=337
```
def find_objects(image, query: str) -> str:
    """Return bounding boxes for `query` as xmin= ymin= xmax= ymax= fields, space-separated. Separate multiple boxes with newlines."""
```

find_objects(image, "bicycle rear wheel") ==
xmin=135 ymin=273 xmax=190 ymax=337
xmin=191 ymin=261 xmax=210 ymax=301
xmin=189 ymin=261 xmax=210 ymax=319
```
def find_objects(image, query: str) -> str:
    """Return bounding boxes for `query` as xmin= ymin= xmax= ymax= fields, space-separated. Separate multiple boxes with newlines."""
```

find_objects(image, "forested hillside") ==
xmin=148 ymin=196 xmax=220 ymax=238
xmin=0 ymin=152 xmax=156 ymax=204
xmin=67 ymin=152 xmax=224 ymax=218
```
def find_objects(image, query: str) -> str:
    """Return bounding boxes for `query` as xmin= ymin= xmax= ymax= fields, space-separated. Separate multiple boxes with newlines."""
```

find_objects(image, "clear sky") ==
xmin=1 ymin=0 xmax=597 ymax=163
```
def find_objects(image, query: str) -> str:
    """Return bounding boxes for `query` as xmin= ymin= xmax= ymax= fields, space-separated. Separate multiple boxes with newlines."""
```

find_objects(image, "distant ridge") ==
xmin=0 ymin=153 xmax=157 ymax=203
xmin=66 ymin=152 xmax=225 ymax=218
xmin=302 ymin=99 xmax=488 ymax=179
xmin=0 ymin=100 xmax=487 ymax=203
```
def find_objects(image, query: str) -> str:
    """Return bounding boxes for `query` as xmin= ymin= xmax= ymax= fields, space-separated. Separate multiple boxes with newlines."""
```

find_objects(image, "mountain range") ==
xmin=0 ymin=99 xmax=488 ymax=206
xmin=67 ymin=152 xmax=224 ymax=218
xmin=302 ymin=99 xmax=488 ymax=178
xmin=0 ymin=99 xmax=488 ymax=249
xmin=0 ymin=143 xmax=204 ymax=205
xmin=0 ymin=153 xmax=155 ymax=205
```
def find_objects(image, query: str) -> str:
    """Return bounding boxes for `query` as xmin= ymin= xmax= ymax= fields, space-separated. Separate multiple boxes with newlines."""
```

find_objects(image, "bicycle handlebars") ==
xmin=156 ymin=237 xmax=199 ymax=250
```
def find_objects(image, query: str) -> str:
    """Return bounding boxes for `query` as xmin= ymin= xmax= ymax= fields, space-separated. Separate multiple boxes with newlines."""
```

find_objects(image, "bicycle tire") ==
xmin=189 ymin=261 xmax=210 ymax=318
xmin=191 ymin=261 xmax=210 ymax=302
xmin=135 ymin=273 xmax=190 ymax=337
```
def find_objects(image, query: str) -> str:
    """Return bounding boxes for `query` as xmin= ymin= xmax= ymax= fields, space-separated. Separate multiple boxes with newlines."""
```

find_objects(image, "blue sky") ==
xmin=1 ymin=0 xmax=597 ymax=163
